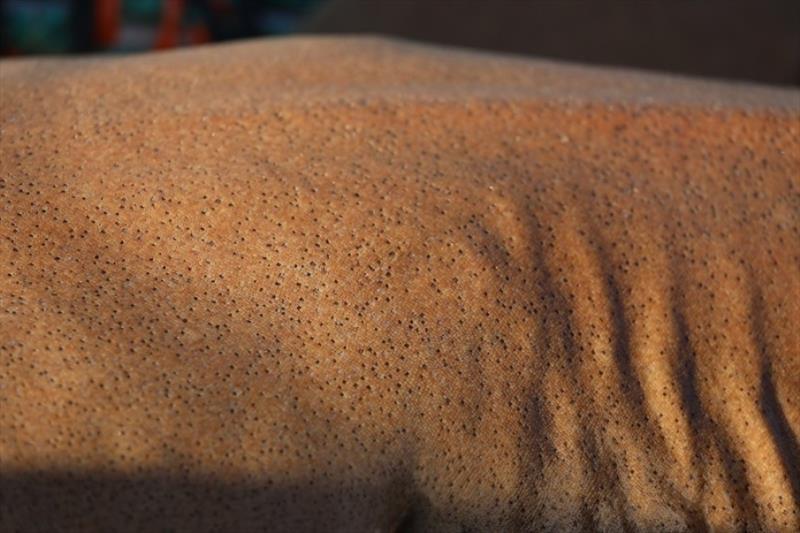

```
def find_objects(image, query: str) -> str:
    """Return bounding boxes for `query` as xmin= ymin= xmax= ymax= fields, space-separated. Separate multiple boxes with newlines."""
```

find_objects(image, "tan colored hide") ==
xmin=1 ymin=37 xmax=799 ymax=532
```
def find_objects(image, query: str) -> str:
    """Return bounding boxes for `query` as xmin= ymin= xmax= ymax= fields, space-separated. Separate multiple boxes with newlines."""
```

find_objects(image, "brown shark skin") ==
xmin=0 ymin=37 xmax=798 ymax=532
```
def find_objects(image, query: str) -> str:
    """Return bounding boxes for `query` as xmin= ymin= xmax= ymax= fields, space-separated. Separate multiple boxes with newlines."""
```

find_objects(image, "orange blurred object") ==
xmin=94 ymin=0 xmax=121 ymax=47
xmin=155 ymin=0 xmax=185 ymax=50
xmin=187 ymin=24 xmax=212 ymax=45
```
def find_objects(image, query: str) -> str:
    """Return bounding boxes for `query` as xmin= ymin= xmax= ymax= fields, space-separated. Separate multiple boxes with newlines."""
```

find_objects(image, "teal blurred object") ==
xmin=2 ymin=1 xmax=73 ymax=54
xmin=1 ymin=0 xmax=324 ymax=56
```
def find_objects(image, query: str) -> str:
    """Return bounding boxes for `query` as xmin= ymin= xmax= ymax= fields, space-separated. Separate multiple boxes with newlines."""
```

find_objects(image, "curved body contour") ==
xmin=1 ymin=37 xmax=799 ymax=532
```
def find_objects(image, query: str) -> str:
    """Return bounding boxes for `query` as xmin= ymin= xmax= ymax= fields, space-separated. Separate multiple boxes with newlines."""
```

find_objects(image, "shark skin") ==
xmin=1 ymin=37 xmax=799 ymax=532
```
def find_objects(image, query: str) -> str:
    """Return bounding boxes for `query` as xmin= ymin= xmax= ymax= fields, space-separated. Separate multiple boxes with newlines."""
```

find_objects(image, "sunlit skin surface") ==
xmin=1 ymin=37 xmax=798 ymax=532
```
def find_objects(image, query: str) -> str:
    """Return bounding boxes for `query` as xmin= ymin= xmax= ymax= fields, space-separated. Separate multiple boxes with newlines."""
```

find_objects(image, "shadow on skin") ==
xmin=0 ymin=469 xmax=419 ymax=532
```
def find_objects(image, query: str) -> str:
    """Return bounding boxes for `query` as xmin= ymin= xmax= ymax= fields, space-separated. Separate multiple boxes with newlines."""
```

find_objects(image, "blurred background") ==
xmin=0 ymin=0 xmax=323 ymax=54
xmin=1 ymin=0 xmax=798 ymax=86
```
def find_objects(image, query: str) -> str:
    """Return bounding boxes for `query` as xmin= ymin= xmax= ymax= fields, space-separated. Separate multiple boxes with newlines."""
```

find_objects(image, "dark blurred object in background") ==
xmin=305 ymin=0 xmax=800 ymax=87
xmin=2 ymin=0 xmax=799 ymax=88
xmin=0 ymin=0 xmax=322 ymax=55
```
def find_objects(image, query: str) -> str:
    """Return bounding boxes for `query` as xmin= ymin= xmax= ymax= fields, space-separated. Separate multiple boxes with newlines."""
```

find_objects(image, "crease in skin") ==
xmin=482 ymin=190 xmax=567 ymax=528
xmin=670 ymin=277 xmax=742 ymax=530
xmin=613 ymin=212 xmax=700 ymax=511
xmin=517 ymin=179 xmax=641 ymax=526
xmin=478 ymin=192 xmax=582 ymax=528
xmin=415 ymin=190 xmax=533 ymax=526
xmin=578 ymin=216 xmax=696 ymax=528
xmin=668 ymin=243 xmax=727 ymax=529
xmin=667 ymin=233 xmax=795 ymax=531
xmin=668 ymin=280 xmax=706 ymax=521
xmin=504 ymin=185 xmax=647 ymax=528
xmin=750 ymin=279 xmax=800 ymax=518
xmin=520 ymin=212 xmax=588 ymax=528
xmin=698 ymin=244 xmax=781 ymax=529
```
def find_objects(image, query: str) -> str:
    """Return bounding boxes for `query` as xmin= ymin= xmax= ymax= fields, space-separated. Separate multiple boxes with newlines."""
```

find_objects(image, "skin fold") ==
xmin=1 ymin=37 xmax=798 ymax=532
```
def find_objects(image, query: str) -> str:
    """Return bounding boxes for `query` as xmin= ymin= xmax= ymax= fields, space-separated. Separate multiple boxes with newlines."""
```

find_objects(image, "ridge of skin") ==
xmin=1 ymin=37 xmax=799 ymax=532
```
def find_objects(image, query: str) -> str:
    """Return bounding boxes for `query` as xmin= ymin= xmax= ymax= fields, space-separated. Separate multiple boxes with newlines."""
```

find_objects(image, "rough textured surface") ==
xmin=1 ymin=37 xmax=799 ymax=532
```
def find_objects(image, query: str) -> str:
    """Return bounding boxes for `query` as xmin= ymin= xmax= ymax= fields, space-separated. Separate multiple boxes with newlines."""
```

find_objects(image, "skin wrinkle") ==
xmin=704 ymin=247 xmax=776 ymax=529
xmin=670 ymin=295 xmax=705 ymax=514
xmin=582 ymin=232 xmax=669 ymax=525
xmin=533 ymin=181 xmax=670 ymax=526
xmin=618 ymin=217 xmax=694 ymax=510
xmin=527 ymin=206 xmax=587 ymax=529
xmin=667 ymin=246 xmax=741 ymax=529
xmin=1 ymin=36 xmax=799 ymax=532
xmin=711 ymin=420 xmax=760 ymax=530
xmin=542 ymin=217 xmax=617 ymax=523
xmin=582 ymin=212 xmax=667 ymax=453
xmin=750 ymin=281 xmax=800 ymax=507
xmin=512 ymin=205 xmax=573 ymax=528
xmin=759 ymin=362 xmax=800 ymax=505
xmin=661 ymin=240 xmax=719 ymax=533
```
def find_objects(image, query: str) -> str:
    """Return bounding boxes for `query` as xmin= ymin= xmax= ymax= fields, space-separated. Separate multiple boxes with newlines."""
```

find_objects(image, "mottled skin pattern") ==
xmin=0 ymin=37 xmax=798 ymax=532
